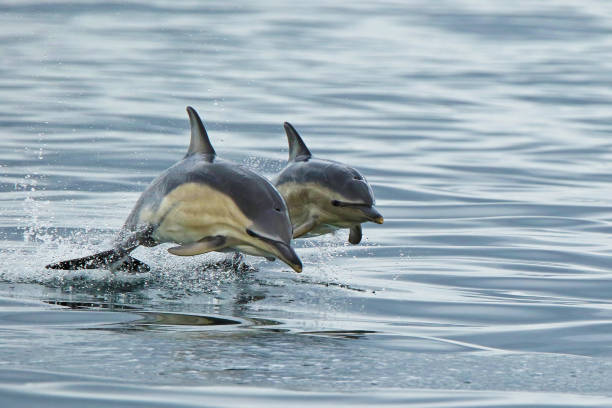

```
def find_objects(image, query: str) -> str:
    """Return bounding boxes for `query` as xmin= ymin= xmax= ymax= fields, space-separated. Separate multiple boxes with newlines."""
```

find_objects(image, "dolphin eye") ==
xmin=353 ymin=175 xmax=361 ymax=180
xmin=331 ymin=200 xmax=341 ymax=207
xmin=274 ymin=207 xmax=281 ymax=212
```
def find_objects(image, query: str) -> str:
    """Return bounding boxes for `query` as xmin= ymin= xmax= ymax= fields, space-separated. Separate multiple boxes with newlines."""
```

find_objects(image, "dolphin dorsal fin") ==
xmin=284 ymin=122 xmax=312 ymax=162
xmin=186 ymin=106 xmax=216 ymax=159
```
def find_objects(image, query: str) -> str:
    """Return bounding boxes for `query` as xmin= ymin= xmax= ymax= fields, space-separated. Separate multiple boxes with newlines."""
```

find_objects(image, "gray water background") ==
xmin=2 ymin=1 xmax=612 ymax=406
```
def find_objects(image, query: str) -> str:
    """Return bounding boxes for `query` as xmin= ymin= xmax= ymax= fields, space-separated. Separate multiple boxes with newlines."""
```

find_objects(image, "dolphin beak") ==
xmin=360 ymin=206 xmax=384 ymax=224
xmin=271 ymin=242 xmax=303 ymax=273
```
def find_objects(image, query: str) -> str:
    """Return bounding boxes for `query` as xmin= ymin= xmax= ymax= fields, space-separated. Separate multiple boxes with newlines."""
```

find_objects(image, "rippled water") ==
xmin=2 ymin=1 xmax=612 ymax=406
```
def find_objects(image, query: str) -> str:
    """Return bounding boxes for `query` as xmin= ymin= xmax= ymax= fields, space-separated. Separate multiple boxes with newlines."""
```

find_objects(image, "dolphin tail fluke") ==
xmin=45 ymin=249 xmax=150 ymax=273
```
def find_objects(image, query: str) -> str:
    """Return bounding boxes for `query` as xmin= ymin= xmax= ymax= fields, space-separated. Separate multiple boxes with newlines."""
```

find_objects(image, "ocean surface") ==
xmin=2 ymin=1 xmax=612 ymax=406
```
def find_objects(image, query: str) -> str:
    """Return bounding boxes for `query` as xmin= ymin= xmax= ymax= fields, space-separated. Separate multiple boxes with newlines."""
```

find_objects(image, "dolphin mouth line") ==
xmin=331 ymin=200 xmax=372 ymax=208
xmin=246 ymin=228 xmax=286 ymax=247
xmin=246 ymin=229 xmax=302 ymax=272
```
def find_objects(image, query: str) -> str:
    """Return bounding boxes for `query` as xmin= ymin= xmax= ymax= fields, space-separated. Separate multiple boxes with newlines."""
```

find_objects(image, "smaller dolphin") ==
xmin=272 ymin=123 xmax=383 ymax=245
xmin=46 ymin=107 xmax=302 ymax=273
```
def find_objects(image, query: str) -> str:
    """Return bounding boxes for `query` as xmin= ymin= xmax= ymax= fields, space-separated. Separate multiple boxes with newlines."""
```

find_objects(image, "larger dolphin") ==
xmin=46 ymin=107 xmax=302 ymax=273
xmin=273 ymin=122 xmax=383 ymax=245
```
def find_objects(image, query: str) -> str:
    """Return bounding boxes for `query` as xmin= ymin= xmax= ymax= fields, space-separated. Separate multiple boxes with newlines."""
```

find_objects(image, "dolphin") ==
xmin=46 ymin=107 xmax=302 ymax=273
xmin=272 ymin=122 xmax=383 ymax=245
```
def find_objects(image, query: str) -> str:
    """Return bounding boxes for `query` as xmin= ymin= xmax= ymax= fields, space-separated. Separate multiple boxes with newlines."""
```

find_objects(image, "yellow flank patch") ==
xmin=277 ymin=182 xmax=338 ymax=224
xmin=277 ymin=181 xmax=365 ymax=235
xmin=143 ymin=182 xmax=253 ymax=244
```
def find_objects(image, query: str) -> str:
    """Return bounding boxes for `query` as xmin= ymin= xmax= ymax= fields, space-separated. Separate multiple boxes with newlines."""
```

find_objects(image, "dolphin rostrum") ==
xmin=46 ymin=107 xmax=302 ymax=273
xmin=272 ymin=122 xmax=383 ymax=245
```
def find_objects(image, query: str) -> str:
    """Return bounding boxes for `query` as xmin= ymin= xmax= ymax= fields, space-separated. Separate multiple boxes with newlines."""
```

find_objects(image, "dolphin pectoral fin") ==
xmin=348 ymin=224 xmax=362 ymax=245
xmin=293 ymin=218 xmax=317 ymax=238
xmin=168 ymin=235 xmax=227 ymax=256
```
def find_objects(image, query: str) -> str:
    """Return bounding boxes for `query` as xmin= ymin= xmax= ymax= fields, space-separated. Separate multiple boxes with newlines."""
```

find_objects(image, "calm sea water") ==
xmin=2 ymin=1 xmax=612 ymax=406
